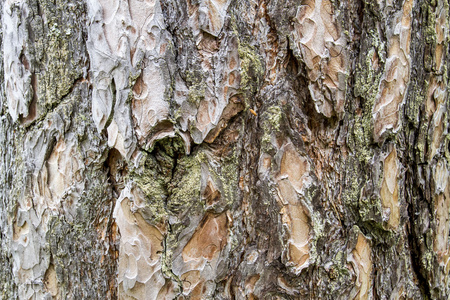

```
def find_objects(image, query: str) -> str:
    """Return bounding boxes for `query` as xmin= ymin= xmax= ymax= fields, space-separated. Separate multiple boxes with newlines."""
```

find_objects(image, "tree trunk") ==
xmin=1 ymin=0 xmax=449 ymax=298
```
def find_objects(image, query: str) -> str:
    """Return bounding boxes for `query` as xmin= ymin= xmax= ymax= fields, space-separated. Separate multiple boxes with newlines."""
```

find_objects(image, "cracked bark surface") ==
xmin=1 ymin=0 xmax=450 ymax=299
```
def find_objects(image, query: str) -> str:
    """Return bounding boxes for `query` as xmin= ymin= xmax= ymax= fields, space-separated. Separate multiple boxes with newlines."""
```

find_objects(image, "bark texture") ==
xmin=1 ymin=0 xmax=449 ymax=299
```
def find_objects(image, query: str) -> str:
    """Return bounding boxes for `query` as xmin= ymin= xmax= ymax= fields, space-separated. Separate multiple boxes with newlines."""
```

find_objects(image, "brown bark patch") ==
xmin=182 ymin=212 xmax=228 ymax=262
xmin=380 ymin=147 xmax=400 ymax=229
xmin=350 ymin=233 xmax=372 ymax=300
xmin=44 ymin=263 xmax=58 ymax=297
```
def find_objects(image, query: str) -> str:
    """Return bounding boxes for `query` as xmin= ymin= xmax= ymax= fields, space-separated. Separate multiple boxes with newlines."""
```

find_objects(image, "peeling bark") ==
xmin=1 ymin=0 xmax=450 ymax=299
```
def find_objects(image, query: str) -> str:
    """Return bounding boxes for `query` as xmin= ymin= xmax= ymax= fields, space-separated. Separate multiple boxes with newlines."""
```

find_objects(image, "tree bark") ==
xmin=1 ymin=0 xmax=449 ymax=299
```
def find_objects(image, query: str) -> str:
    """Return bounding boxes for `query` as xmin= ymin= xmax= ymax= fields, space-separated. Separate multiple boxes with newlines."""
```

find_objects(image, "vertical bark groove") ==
xmin=1 ymin=0 xmax=450 ymax=299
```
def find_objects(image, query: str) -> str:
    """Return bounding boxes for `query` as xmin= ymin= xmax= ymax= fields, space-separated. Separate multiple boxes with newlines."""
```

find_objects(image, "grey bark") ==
xmin=0 ymin=0 xmax=449 ymax=299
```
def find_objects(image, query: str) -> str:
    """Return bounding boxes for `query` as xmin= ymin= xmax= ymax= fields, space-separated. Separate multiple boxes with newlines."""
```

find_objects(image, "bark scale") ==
xmin=0 ymin=0 xmax=449 ymax=299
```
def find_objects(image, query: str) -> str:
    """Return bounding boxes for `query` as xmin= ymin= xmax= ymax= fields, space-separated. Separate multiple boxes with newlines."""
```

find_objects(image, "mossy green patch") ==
xmin=333 ymin=250 xmax=350 ymax=276
xmin=164 ymin=150 xmax=204 ymax=293
xmin=416 ymin=121 xmax=429 ymax=162
xmin=423 ymin=3 xmax=438 ymax=46
xmin=128 ymin=136 xmax=190 ymax=224
xmin=238 ymin=42 xmax=264 ymax=99
xmin=308 ymin=210 xmax=325 ymax=265
xmin=23 ymin=0 xmax=87 ymax=124
xmin=421 ymin=243 xmax=435 ymax=272
xmin=348 ymin=118 xmax=373 ymax=163
xmin=261 ymin=106 xmax=283 ymax=153
xmin=265 ymin=106 xmax=283 ymax=131
xmin=341 ymin=158 xmax=391 ymax=237
xmin=229 ymin=11 xmax=264 ymax=107
xmin=342 ymin=162 xmax=363 ymax=208
xmin=167 ymin=153 xmax=203 ymax=215
xmin=130 ymin=155 xmax=169 ymax=224
xmin=216 ymin=147 xmax=240 ymax=207
xmin=350 ymin=35 xmax=384 ymax=162
xmin=406 ymin=80 xmax=428 ymax=127
xmin=185 ymin=70 xmax=207 ymax=107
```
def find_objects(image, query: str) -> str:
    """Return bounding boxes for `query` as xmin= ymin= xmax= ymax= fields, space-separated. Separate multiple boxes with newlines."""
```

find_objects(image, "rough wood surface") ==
xmin=1 ymin=0 xmax=449 ymax=299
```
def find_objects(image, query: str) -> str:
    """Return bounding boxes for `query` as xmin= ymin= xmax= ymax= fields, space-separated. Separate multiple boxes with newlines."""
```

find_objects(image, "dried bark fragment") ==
xmin=373 ymin=0 xmax=413 ymax=142
xmin=291 ymin=0 xmax=348 ymax=118
xmin=114 ymin=186 xmax=167 ymax=299
xmin=1 ymin=0 xmax=449 ymax=299
xmin=380 ymin=146 xmax=400 ymax=229
xmin=3 ymin=0 xmax=32 ymax=122
xmin=348 ymin=231 xmax=373 ymax=300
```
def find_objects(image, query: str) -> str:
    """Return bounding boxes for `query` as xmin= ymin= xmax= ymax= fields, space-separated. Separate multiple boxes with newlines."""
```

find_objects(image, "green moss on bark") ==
xmin=238 ymin=42 xmax=264 ymax=100
xmin=350 ymin=38 xmax=383 ymax=162
xmin=261 ymin=105 xmax=283 ymax=153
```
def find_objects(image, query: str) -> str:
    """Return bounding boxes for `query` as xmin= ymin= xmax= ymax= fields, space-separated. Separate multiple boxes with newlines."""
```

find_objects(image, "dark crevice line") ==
xmin=20 ymin=75 xmax=88 ymax=129
xmin=406 ymin=201 xmax=431 ymax=299
xmin=103 ymin=77 xmax=116 ymax=134
xmin=404 ymin=120 xmax=432 ymax=299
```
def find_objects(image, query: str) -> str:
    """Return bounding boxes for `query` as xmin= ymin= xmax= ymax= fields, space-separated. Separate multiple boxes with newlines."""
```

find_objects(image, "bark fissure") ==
xmin=1 ymin=0 xmax=450 ymax=298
